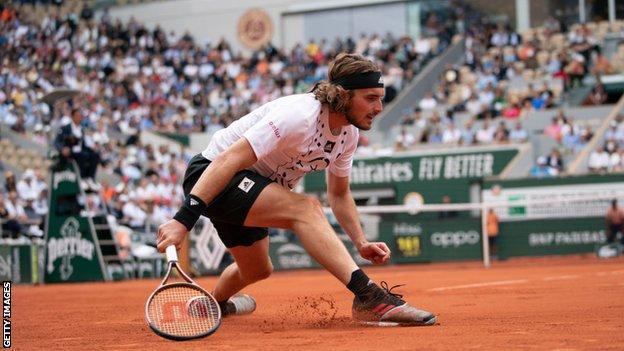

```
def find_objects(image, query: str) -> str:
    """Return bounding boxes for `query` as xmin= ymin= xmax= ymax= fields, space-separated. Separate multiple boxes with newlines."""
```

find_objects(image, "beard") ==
xmin=345 ymin=109 xmax=372 ymax=131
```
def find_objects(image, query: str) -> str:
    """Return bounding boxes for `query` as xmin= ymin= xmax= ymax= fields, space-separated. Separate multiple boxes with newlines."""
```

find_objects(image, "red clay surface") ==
xmin=13 ymin=255 xmax=624 ymax=350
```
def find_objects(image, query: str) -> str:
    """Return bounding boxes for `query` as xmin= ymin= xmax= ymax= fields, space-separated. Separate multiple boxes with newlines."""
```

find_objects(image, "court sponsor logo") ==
xmin=276 ymin=244 xmax=313 ymax=269
xmin=431 ymin=230 xmax=480 ymax=248
xmin=53 ymin=170 xmax=77 ymax=189
xmin=46 ymin=217 xmax=96 ymax=280
xmin=350 ymin=161 xmax=413 ymax=184
xmin=393 ymin=223 xmax=422 ymax=236
xmin=528 ymin=230 xmax=605 ymax=247
xmin=3 ymin=281 xmax=10 ymax=348
xmin=418 ymin=153 xmax=494 ymax=180
xmin=238 ymin=177 xmax=255 ymax=193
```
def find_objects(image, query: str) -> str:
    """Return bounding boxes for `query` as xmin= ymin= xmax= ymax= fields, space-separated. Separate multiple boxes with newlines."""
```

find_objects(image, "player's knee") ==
xmin=257 ymin=262 xmax=273 ymax=280
xmin=300 ymin=196 xmax=324 ymax=220
xmin=241 ymin=262 xmax=273 ymax=282
xmin=283 ymin=195 xmax=324 ymax=230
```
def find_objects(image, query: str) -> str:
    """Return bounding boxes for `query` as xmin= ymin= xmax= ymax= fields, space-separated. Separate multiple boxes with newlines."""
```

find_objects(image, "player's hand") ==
xmin=156 ymin=219 xmax=188 ymax=252
xmin=358 ymin=241 xmax=391 ymax=265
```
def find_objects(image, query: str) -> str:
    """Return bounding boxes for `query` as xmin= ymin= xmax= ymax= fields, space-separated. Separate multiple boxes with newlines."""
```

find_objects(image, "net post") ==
xmin=481 ymin=203 xmax=491 ymax=268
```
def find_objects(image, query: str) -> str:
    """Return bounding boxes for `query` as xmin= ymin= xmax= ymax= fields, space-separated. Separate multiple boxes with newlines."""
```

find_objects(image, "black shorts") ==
xmin=182 ymin=154 xmax=274 ymax=248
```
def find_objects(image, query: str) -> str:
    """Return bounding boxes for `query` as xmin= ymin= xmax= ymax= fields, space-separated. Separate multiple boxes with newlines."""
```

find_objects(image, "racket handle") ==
xmin=165 ymin=245 xmax=178 ymax=262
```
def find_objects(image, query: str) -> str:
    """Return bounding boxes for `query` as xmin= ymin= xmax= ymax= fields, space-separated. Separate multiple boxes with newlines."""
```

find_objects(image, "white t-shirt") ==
xmin=202 ymin=93 xmax=359 ymax=190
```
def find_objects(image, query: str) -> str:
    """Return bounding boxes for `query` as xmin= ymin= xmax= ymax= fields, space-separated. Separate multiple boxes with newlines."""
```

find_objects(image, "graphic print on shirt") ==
xmin=270 ymin=118 xmax=345 ymax=189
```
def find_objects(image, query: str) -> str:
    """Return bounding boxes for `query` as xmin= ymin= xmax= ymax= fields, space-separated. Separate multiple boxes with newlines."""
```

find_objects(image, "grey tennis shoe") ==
xmin=352 ymin=281 xmax=436 ymax=326
xmin=221 ymin=294 xmax=257 ymax=316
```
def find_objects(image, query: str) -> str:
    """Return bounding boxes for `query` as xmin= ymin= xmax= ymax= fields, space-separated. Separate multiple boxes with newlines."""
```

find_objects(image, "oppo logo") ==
xmin=431 ymin=231 xmax=480 ymax=248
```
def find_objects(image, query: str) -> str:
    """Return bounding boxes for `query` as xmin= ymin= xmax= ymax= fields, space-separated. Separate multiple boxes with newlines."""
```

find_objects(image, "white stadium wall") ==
xmin=106 ymin=0 xmax=412 ymax=54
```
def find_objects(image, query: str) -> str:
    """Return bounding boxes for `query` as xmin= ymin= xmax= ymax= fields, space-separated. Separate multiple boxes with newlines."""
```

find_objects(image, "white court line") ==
xmin=428 ymin=279 xmax=528 ymax=292
xmin=597 ymin=270 xmax=624 ymax=276
xmin=542 ymin=275 xmax=579 ymax=281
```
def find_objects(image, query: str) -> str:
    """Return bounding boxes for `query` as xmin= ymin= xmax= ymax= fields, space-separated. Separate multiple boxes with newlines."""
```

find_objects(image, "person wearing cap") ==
xmin=531 ymin=156 xmax=556 ymax=178
xmin=156 ymin=53 xmax=437 ymax=326
xmin=16 ymin=169 xmax=39 ymax=202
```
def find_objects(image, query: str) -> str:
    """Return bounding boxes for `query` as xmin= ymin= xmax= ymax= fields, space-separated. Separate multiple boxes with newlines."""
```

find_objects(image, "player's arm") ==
xmin=326 ymin=171 xmax=390 ymax=264
xmin=156 ymin=138 xmax=257 ymax=252
xmin=189 ymin=138 xmax=257 ymax=203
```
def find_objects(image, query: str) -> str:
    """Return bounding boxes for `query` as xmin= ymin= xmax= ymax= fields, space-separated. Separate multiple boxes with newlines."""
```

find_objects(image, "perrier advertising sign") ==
xmin=44 ymin=161 xmax=108 ymax=282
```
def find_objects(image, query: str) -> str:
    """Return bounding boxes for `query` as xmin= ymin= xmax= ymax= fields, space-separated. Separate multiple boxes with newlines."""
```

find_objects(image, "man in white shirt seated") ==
xmin=442 ymin=122 xmax=462 ymax=144
xmin=16 ymin=169 xmax=40 ymax=202
xmin=120 ymin=195 xmax=147 ymax=229
xmin=475 ymin=121 xmax=495 ymax=144
xmin=418 ymin=92 xmax=437 ymax=111
xmin=395 ymin=127 xmax=416 ymax=150
xmin=509 ymin=122 xmax=528 ymax=143
xmin=588 ymin=146 xmax=610 ymax=173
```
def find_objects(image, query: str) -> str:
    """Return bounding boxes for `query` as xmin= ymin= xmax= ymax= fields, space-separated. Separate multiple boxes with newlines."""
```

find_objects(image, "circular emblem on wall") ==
xmin=237 ymin=8 xmax=273 ymax=50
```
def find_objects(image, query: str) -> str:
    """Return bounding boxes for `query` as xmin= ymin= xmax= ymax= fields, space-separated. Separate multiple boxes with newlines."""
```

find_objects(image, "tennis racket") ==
xmin=145 ymin=245 xmax=221 ymax=340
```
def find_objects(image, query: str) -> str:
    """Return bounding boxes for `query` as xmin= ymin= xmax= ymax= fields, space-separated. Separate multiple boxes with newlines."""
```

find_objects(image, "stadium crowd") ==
xmin=0 ymin=0 xmax=471 ymax=238
xmin=1 ymin=0 xmax=624 ymax=239
xmin=391 ymin=16 xmax=623 ymax=177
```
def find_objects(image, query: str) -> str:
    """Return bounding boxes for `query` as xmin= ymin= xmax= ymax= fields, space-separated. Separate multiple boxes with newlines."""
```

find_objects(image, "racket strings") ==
xmin=147 ymin=285 xmax=220 ymax=337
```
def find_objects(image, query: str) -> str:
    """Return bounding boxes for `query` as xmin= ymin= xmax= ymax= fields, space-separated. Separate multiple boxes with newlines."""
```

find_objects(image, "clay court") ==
xmin=13 ymin=255 xmax=624 ymax=351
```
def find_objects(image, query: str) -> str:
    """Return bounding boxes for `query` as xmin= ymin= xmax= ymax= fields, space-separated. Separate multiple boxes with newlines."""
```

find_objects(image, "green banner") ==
xmin=268 ymin=230 xmax=370 ymax=271
xmin=379 ymin=216 xmax=482 ymax=263
xmin=44 ymin=162 xmax=108 ymax=283
xmin=481 ymin=173 xmax=618 ymax=258
xmin=0 ymin=243 xmax=42 ymax=284
xmin=499 ymin=217 xmax=606 ymax=258
xmin=305 ymin=147 xmax=518 ymax=205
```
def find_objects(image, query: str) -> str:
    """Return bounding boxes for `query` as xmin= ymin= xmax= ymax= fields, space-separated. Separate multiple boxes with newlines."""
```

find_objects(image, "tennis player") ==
xmin=157 ymin=53 xmax=436 ymax=326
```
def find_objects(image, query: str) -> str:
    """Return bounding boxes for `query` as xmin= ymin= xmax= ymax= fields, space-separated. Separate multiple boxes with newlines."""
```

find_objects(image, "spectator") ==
xmin=587 ymin=76 xmax=607 ymax=105
xmin=530 ymin=156 xmax=555 ymax=178
xmin=395 ymin=127 xmax=416 ymax=151
xmin=442 ymin=122 xmax=461 ymax=144
xmin=3 ymin=171 xmax=17 ymax=193
xmin=509 ymin=122 xmax=528 ymax=143
xmin=460 ymin=120 xmax=476 ymax=145
xmin=475 ymin=120 xmax=494 ymax=144
xmin=544 ymin=117 xmax=562 ymax=142
xmin=606 ymin=199 xmax=624 ymax=245
xmin=16 ymin=169 xmax=39 ymax=201
xmin=588 ymin=146 xmax=610 ymax=173
xmin=0 ymin=192 xmax=22 ymax=238
xmin=22 ymin=196 xmax=43 ymax=237
xmin=3 ymin=191 xmax=36 ymax=237
xmin=54 ymin=108 xmax=101 ymax=189
xmin=493 ymin=121 xmax=509 ymax=143
xmin=418 ymin=92 xmax=438 ymax=111
xmin=545 ymin=148 xmax=564 ymax=175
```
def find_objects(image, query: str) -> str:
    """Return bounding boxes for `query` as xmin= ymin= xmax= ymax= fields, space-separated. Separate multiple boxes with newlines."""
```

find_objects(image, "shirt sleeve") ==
xmin=328 ymin=129 xmax=358 ymax=178
xmin=243 ymin=104 xmax=307 ymax=160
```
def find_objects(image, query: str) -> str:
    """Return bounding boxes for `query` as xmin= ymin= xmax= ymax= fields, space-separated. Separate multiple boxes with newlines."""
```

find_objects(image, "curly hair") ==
xmin=313 ymin=53 xmax=380 ymax=114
